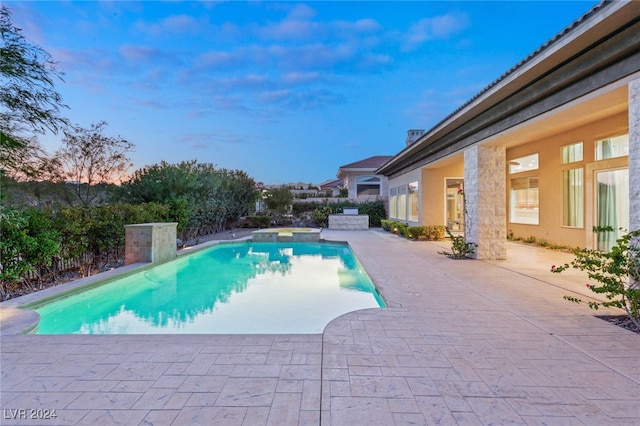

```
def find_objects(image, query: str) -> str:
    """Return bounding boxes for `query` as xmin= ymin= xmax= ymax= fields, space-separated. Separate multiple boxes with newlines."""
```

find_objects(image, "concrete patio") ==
xmin=1 ymin=229 xmax=639 ymax=425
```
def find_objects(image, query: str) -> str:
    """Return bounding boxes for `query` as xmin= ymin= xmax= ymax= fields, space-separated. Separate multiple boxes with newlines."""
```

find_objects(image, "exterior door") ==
xmin=595 ymin=168 xmax=629 ymax=251
xmin=445 ymin=178 xmax=464 ymax=232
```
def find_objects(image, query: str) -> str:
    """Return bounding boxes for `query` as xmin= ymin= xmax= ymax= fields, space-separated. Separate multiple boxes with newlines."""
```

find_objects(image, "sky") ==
xmin=6 ymin=0 xmax=599 ymax=185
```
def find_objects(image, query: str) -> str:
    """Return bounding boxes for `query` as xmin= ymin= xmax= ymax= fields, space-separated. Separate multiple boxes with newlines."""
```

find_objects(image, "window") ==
xmin=408 ymin=181 xmax=419 ymax=222
xmin=509 ymin=153 xmax=539 ymax=174
xmin=595 ymin=134 xmax=629 ymax=160
xmin=397 ymin=185 xmax=407 ymax=220
xmin=389 ymin=187 xmax=397 ymax=218
xmin=562 ymin=142 xmax=583 ymax=164
xmin=563 ymin=168 xmax=583 ymax=227
xmin=510 ymin=177 xmax=539 ymax=224
xmin=356 ymin=176 xmax=381 ymax=196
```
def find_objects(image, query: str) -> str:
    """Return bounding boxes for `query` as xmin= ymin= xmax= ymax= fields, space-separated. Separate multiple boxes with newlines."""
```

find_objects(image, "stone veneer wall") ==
xmin=464 ymin=145 xmax=507 ymax=260
xmin=630 ymin=78 xmax=640 ymax=233
xmin=328 ymin=215 xmax=369 ymax=230
xmin=125 ymin=223 xmax=177 ymax=265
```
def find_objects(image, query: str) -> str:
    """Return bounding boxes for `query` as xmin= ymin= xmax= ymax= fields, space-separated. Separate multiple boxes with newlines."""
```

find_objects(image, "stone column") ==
xmin=125 ymin=223 xmax=178 ymax=265
xmin=629 ymin=78 xmax=640 ymax=232
xmin=464 ymin=145 xmax=507 ymax=260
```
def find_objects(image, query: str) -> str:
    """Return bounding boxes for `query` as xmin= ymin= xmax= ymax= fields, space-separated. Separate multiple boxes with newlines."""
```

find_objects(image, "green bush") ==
xmin=358 ymin=200 xmax=386 ymax=227
xmin=552 ymin=227 xmax=640 ymax=330
xmin=313 ymin=206 xmax=334 ymax=227
xmin=423 ymin=225 xmax=446 ymax=240
xmin=0 ymin=208 xmax=59 ymax=290
xmin=381 ymin=220 xmax=408 ymax=236
xmin=381 ymin=222 xmax=445 ymax=241
xmin=381 ymin=219 xmax=394 ymax=231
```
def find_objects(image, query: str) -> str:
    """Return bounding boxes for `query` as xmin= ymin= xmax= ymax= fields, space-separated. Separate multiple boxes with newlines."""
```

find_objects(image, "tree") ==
xmin=0 ymin=6 xmax=68 ymax=178
xmin=118 ymin=160 xmax=257 ymax=239
xmin=52 ymin=121 xmax=134 ymax=206
xmin=264 ymin=186 xmax=293 ymax=213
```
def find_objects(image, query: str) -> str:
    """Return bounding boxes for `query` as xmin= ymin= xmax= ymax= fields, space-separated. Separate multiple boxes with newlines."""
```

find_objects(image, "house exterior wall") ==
xmin=387 ymin=169 xmax=421 ymax=224
xmin=344 ymin=171 xmax=389 ymax=201
xmin=420 ymin=162 xmax=464 ymax=227
xmin=506 ymin=112 xmax=628 ymax=249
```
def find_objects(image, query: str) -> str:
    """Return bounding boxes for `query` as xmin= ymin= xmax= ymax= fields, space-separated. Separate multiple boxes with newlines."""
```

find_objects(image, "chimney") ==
xmin=406 ymin=129 xmax=425 ymax=147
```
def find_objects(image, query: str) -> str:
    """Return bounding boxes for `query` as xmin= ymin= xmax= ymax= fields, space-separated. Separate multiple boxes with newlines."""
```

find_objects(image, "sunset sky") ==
xmin=6 ymin=1 xmax=598 ymax=184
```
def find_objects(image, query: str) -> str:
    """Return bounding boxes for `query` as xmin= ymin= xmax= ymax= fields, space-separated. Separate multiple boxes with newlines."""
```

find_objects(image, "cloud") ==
xmin=135 ymin=14 xmax=200 ymax=35
xmin=403 ymin=12 xmax=469 ymax=51
xmin=119 ymin=45 xmax=161 ymax=62
xmin=281 ymin=72 xmax=322 ymax=85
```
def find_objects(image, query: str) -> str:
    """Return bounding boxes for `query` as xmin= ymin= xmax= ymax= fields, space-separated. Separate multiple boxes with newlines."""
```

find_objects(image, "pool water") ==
xmin=35 ymin=242 xmax=384 ymax=334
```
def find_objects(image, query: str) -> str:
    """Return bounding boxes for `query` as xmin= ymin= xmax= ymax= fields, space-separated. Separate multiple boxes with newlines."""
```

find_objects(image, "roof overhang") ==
xmin=377 ymin=0 xmax=640 ymax=178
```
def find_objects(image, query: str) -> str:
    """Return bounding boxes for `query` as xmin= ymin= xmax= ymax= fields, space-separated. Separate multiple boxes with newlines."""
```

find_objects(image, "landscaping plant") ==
xmin=438 ymin=228 xmax=477 ymax=259
xmin=551 ymin=227 xmax=640 ymax=330
xmin=439 ymin=189 xmax=476 ymax=259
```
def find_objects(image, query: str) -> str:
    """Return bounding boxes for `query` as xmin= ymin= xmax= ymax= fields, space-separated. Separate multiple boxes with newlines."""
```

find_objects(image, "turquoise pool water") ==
xmin=35 ymin=242 xmax=384 ymax=334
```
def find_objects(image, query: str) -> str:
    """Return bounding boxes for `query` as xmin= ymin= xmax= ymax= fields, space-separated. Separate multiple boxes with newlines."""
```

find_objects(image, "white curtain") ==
xmin=597 ymin=169 xmax=629 ymax=251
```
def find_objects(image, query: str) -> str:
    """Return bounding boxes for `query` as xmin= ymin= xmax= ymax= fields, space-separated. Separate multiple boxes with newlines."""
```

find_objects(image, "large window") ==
xmin=397 ymin=185 xmax=407 ymax=220
xmin=509 ymin=153 xmax=539 ymax=225
xmin=408 ymin=181 xmax=419 ymax=222
xmin=510 ymin=177 xmax=539 ymax=224
xmin=595 ymin=134 xmax=629 ymax=160
xmin=389 ymin=187 xmax=397 ymax=218
xmin=562 ymin=168 xmax=583 ymax=227
xmin=356 ymin=176 xmax=381 ymax=196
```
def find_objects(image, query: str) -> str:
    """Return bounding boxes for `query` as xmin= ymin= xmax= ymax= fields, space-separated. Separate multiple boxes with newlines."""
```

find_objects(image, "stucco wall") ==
xmin=506 ymin=112 xmax=628 ymax=249
xmin=344 ymin=172 xmax=389 ymax=200
xmin=420 ymin=162 xmax=464 ymax=226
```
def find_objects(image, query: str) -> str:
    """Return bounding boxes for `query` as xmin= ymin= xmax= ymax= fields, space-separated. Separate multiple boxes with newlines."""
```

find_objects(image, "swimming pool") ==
xmin=35 ymin=241 xmax=384 ymax=334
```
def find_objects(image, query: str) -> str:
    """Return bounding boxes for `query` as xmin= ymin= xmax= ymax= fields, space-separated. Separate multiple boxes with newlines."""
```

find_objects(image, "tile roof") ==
xmin=339 ymin=155 xmax=394 ymax=170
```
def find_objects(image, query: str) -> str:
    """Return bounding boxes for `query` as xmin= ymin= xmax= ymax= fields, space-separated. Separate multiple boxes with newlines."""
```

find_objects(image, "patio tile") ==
xmin=103 ymin=362 xmax=170 ymax=381
xmin=329 ymin=396 xmax=394 ymax=426
xmin=132 ymin=388 xmax=178 ymax=409
xmin=177 ymin=375 xmax=228 ymax=393
xmin=215 ymin=378 xmax=278 ymax=407
xmin=266 ymin=392 xmax=301 ymax=425
xmin=66 ymin=391 xmax=142 ymax=409
xmin=172 ymin=406 xmax=247 ymax=425
xmin=2 ymin=232 xmax=640 ymax=425
xmin=3 ymin=391 xmax=82 ymax=409
xmin=142 ymin=409 xmax=180 ymax=425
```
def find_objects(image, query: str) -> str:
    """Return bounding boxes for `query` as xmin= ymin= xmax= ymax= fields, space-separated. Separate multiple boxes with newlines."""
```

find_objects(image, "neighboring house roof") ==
xmin=337 ymin=156 xmax=393 ymax=178
xmin=377 ymin=0 xmax=639 ymax=178
xmin=319 ymin=178 xmax=344 ymax=190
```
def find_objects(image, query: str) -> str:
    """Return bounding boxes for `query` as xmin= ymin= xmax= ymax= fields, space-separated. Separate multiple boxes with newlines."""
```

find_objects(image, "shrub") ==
xmin=382 ymin=220 xmax=408 ymax=236
xmin=0 ymin=208 xmax=59 ymax=291
xmin=381 ymin=219 xmax=394 ymax=232
xmin=438 ymin=228 xmax=476 ymax=259
xmin=421 ymin=225 xmax=446 ymax=241
xmin=313 ymin=206 xmax=334 ymax=227
xmin=358 ymin=200 xmax=386 ymax=227
xmin=552 ymin=227 xmax=640 ymax=330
